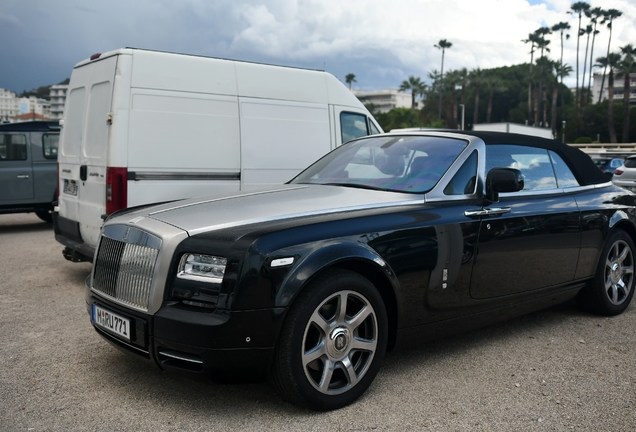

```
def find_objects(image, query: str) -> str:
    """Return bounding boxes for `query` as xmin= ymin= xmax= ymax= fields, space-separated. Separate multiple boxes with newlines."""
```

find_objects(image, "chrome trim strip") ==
xmin=158 ymin=350 xmax=204 ymax=364
xmin=130 ymin=172 xmax=240 ymax=181
xmin=272 ymin=257 xmax=294 ymax=267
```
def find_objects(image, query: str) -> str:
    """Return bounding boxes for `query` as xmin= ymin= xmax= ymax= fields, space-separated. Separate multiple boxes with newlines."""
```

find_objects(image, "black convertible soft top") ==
xmin=452 ymin=130 xmax=607 ymax=186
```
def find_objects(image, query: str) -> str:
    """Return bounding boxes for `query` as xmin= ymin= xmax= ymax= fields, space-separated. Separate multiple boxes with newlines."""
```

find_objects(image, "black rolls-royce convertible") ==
xmin=86 ymin=131 xmax=636 ymax=410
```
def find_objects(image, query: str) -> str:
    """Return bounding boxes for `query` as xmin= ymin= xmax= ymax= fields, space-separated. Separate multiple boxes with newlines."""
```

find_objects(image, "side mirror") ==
xmin=485 ymin=168 xmax=524 ymax=203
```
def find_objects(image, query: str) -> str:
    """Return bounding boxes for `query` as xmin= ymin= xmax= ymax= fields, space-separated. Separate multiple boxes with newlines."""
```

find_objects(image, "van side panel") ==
xmin=235 ymin=63 xmax=328 ymax=104
xmin=239 ymin=98 xmax=331 ymax=189
xmin=126 ymin=90 xmax=241 ymax=205
xmin=131 ymin=50 xmax=238 ymax=96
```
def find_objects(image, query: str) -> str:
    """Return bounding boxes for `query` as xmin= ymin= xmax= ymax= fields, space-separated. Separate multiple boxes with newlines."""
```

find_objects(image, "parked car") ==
xmin=611 ymin=155 xmax=636 ymax=191
xmin=0 ymin=121 xmax=60 ymax=222
xmin=592 ymin=156 xmax=624 ymax=178
xmin=85 ymin=131 xmax=635 ymax=411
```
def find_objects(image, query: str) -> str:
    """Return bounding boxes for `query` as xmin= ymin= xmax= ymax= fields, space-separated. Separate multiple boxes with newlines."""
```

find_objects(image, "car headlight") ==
xmin=177 ymin=254 xmax=227 ymax=283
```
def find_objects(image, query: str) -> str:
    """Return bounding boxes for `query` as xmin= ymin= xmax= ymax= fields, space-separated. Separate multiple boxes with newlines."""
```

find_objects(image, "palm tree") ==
xmin=570 ymin=1 xmax=591 ymax=107
xmin=434 ymin=39 xmax=452 ymax=120
xmin=483 ymin=75 xmax=506 ymax=124
xmin=596 ymin=53 xmax=622 ymax=143
xmin=522 ymin=32 xmax=541 ymax=124
xmin=345 ymin=73 xmax=356 ymax=90
xmin=618 ymin=45 xmax=636 ymax=143
xmin=399 ymin=76 xmax=426 ymax=110
xmin=580 ymin=24 xmax=594 ymax=106
xmin=598 ymin=9 xmax=623 ymax=103
xmin=551 ymin=21 xmax=571 ymax=84
xmin=586 ymin=7 xmax=604 ymax=105
xmin=469 ymin=68 xmax=484 ymax=126
xmin=534 ymin=30 xmax=551 ymax=126
xmin=443 ymin=69 xmax=462 ymax=129
xmin=552 ymin=62 xmax=573 ymax=138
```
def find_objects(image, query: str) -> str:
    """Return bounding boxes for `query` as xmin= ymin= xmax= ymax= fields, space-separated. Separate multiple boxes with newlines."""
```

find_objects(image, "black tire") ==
xmin=578 ymin=229 xmax=636 ymax=316
xmin=272 ymin=269 xmax=388 ymax=411
xmin=35 ymin=210 xmax=53 ymax=223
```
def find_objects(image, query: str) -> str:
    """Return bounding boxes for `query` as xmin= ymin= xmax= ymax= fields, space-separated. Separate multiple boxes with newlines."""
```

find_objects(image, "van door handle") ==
xmin=17 ymin=175 xmax=30 ymax=179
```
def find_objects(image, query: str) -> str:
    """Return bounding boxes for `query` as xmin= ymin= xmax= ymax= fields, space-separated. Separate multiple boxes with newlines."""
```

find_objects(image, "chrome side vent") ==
xmin=92 ymin=225 xmax=161 ymax=312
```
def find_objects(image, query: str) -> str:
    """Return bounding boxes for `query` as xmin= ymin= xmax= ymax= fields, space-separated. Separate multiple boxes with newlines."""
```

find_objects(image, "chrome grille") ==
xmin=92 ymin=226 xmax=161 ymax=312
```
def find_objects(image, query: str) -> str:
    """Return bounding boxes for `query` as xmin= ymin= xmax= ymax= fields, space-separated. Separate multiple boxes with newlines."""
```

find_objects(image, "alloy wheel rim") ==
xmin=604 ymin=240 xmax=634 ymax=306
xmin=301 ymin=290 xmax=378 ymax=395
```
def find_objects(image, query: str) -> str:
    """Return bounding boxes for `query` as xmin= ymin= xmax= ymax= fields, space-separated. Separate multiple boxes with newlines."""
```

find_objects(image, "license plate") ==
xmin=63 ymin=180 xmax=78 ymax=196
xmin=91 ymin=304 xmax=131 ymax=342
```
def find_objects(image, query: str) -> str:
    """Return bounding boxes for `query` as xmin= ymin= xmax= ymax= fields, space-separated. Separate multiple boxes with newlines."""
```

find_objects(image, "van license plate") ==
xmin=63 ymin=180 xmax=78 ymax=196
xmin=91 ymin=304 xmax=131 ymax=342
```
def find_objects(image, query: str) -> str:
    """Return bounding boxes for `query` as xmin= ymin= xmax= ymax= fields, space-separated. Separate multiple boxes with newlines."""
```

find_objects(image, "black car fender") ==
xmin=273 ymin=239 xmax=402 ymax=332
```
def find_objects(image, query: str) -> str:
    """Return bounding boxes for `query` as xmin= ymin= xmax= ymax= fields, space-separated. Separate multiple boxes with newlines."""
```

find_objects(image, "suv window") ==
xmin=0 ymin=134 xmax=27 ymax=161
xmin=42 ymin=134 xmax=59 ymax=159
xmin=341 ymin=112 xmax=369 ymax=143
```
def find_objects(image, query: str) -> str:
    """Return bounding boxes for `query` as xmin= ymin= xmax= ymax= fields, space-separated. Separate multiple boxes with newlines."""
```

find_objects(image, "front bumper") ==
xmin=86 ymin=294 xmax=286 ymax=381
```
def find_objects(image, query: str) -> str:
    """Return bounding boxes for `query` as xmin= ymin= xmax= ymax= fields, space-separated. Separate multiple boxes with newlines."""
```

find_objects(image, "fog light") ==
xmin=177 ymin=254 xmax=227 ymax=283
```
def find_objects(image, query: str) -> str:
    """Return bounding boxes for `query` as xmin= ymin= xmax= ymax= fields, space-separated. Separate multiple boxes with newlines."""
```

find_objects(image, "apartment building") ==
xmin=353 ymin=89 xmax=412 ymax=113
xmin=592 ymin=72 xmax=636 ymax=105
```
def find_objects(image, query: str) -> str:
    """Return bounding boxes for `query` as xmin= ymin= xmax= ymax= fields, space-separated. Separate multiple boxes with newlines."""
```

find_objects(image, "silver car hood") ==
xmin=114 ymin=185 xmax=422 ymax=236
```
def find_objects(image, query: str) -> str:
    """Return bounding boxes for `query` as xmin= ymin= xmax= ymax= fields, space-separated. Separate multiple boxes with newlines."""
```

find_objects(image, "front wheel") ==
xmin=272 ymin=269 xmax=388 ymax=411
xmin=578 ymin=229 xmax=636 ymax=316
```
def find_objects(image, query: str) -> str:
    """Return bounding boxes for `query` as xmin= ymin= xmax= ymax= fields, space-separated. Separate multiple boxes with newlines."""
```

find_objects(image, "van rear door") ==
xmin=58 ymin=55 xmax=117 ymax=249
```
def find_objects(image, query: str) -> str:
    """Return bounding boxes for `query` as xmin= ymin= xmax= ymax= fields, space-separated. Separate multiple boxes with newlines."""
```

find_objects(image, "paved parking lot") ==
xmin=1 ymin=213 xmax=635 ymax=431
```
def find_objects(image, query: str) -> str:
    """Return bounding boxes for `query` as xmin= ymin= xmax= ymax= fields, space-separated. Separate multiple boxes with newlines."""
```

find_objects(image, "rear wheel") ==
xmin=35 ymin=210 xmax=52 ymax=223
xmin=578 ymin=229 xmax=635 ymax=315
xmin=272 ymin=269 xmax=387 ymax=411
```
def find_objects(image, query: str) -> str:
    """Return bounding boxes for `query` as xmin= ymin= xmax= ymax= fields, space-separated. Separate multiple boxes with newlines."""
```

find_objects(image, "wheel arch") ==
xmin=275 ymin=241 xmax=401 ymax=352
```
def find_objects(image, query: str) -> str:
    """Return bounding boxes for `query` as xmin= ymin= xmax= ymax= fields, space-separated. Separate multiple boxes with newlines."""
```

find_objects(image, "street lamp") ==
xmin=459 ymin=104 xmax=465 ymax=131
xmin=562 ymin=120 xmax=566 ymax=143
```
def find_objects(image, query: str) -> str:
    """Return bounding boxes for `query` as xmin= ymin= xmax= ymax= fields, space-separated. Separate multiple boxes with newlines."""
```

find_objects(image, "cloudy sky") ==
xmin=1 ymin=0 xmax=635 ymax=94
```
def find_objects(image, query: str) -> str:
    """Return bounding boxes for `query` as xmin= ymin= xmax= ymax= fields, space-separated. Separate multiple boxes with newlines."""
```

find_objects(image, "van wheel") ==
xmin=272 ymin=269 xmax=387 ymax=411
xmin=578 ymin=229 xmax=635 ymax=315
xmin=35 ymin=211 xmax=52 ymax=223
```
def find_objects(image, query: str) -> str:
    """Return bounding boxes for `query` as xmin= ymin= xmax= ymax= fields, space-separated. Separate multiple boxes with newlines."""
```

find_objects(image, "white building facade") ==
xmin=0 ymin=88 xmax=20 ymax=123
xmin=592 ymin=72 xmax=636 ymax=105
xmin=49 ymin=84 xmax=68 ymax=120
xmin=353 ymin=89 xmax=412 ymax=113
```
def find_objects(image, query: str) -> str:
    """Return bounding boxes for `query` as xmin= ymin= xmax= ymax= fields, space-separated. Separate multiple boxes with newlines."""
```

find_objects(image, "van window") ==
xmin=43 ymin=134 xmax=59 ymax=159
xmin=368 ymin=120 xmax=381 ymax=135
xmin=0 ymin=134 xmax=27 ymax=161
xmin=341 ymin=112 xmax=368 ymax=143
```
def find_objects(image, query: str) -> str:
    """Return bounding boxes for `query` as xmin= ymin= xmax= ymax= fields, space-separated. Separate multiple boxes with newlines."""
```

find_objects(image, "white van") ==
xmin=53 ymin=48 xmax=381 ymax=262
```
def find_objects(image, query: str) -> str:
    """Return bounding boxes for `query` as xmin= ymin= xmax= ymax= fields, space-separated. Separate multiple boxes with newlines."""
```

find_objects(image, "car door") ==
xmin=0 ymin=132 xmax=33 ymax=204
xmin=469 ymin=144 xmax=582 ymax=299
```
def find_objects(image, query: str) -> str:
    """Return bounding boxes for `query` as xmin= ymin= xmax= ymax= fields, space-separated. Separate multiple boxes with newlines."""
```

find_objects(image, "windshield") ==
xmin=290 ymin=135 xmax=468 ymax=193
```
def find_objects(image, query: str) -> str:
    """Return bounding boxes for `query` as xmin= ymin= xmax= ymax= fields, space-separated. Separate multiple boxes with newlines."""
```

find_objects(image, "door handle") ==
xmin=16 ymin=175 xmax=29 ymax=179
xmin=464 ymin=207 xmax=511 ymax=217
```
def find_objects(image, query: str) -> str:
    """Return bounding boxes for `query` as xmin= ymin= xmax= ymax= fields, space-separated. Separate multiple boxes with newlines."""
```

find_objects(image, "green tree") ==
xmin=579 ymin=24 xmax=595 ymax=106
xmin=598 ymin=8 xmax=623 ymax=103
xmin=434 ymin=39 xmax=452 ymax=120
xmin=596 ymin=53 xmax=622 ymax=143
xmin=399 ymin=76 xmax=426 ymax=110
xmin=522 ymin=32 xmax=542 ymax=123
xmin=469 ymin=68 xmax=485 ymax=126
xmin=345 ymin=73 xmax=356 ymax=90
xmin=483 ymin=75 xmax=506 ymax=124
xmin=552 ymin=63 xmax=573 ymax=137
xmin=570 ymin=1 xmax=591 ymax=108
xmin=618 ymin=45 xmax=636 ymax=143
xmin=585 ymin=7 xmax=604 ymax=104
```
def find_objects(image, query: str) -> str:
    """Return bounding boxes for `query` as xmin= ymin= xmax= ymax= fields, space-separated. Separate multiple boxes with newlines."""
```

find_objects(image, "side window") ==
xmin=341 ymin=112 xmax=369 ymax=143
xmin=444 ymin=150 xmax=478 ymax=195
xmin=0 ymin=134 xmax=27 ymax=161
xmin=486 ymin=144 xmax=557 ymax=191
xmin=42 ymin=134 xmax=59 ymax=159
xmin=549 ymin=151 xmax=580 ymax=188
xmin=368 ymin=119 xmax=381 ymax=135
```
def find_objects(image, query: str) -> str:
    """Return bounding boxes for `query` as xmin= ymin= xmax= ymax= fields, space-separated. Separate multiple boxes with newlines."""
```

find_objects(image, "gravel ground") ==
xmin=1 ymin=212 xmax=635 ymax=431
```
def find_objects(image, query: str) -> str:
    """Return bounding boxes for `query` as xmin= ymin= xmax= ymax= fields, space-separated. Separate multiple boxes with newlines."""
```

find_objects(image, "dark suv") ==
xmin=0 ymin=121 xmax=60 ymax=222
